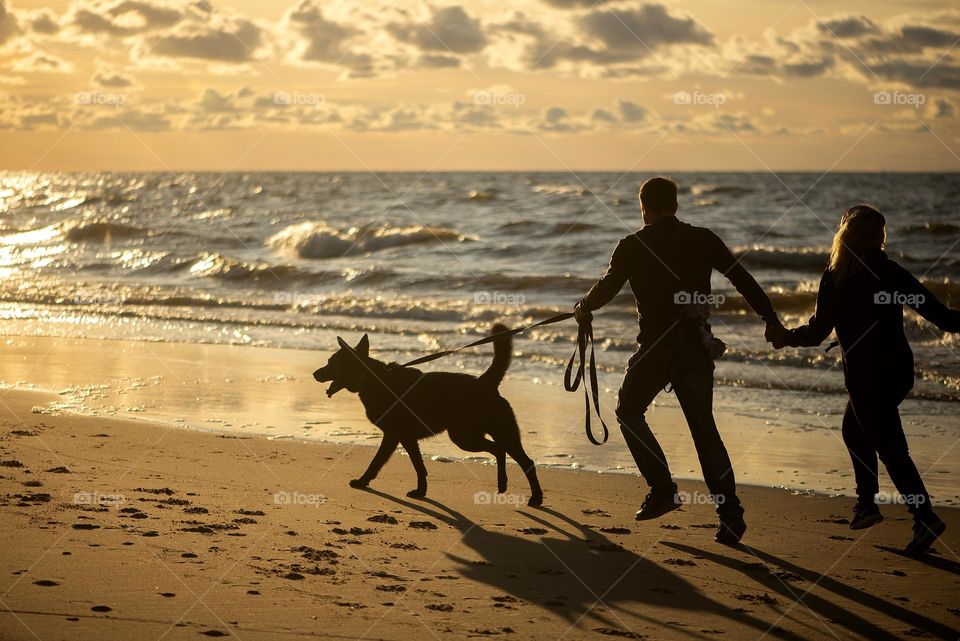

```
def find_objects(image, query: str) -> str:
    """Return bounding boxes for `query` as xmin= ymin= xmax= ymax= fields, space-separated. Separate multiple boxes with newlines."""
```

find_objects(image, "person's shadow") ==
xmin=664 ymin=541 xmax=960 ymax=641
xmin=364 ymin=489 xmax=809 ymax=640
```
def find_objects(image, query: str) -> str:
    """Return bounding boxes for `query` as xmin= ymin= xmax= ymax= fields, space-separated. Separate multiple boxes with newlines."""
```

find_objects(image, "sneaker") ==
xmin=903 ymin=517 xmax=946 ymax=556
xmin=715 ymin=515 xmax=747 ymax=545
xmin=849 ymin=502 xmax=883 ymax=531
xmin=634 ymin=488 xmax=682 ymax=521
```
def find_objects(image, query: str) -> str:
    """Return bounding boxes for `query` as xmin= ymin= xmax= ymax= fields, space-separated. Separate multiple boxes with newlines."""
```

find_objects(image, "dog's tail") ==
xmin=479 ymin=323 xmax=511 ymax=388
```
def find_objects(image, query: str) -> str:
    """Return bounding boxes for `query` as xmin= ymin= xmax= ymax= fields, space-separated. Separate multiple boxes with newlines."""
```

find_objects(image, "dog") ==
xmin=313 ymin=324 xmax=543 ymax=506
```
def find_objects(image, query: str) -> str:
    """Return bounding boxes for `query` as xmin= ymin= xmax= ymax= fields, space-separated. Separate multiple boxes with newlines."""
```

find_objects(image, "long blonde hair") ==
xmin=828 ymin=205 xmax=886 ymax=282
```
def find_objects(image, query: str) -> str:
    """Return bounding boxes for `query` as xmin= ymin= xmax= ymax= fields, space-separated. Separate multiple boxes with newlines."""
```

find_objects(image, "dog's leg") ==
xmin=450 ymin=431 xmax=507 ymax=493
xmin=505 ymin=442 xmax=543 ymax=508
xmin=400 ymin=438 xmax=428 ymax=499
xmin=350 ymin=434 xmax=399 ymax=489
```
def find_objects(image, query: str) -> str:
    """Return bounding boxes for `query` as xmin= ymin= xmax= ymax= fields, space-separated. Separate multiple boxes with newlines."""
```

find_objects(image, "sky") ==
xmin=0 ymin=0 xmax=958 ymax=171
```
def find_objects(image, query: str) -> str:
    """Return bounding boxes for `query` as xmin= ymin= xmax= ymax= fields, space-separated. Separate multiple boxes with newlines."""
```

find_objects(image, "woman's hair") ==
xmin=828 ymin=204 xmax=886 ymax=282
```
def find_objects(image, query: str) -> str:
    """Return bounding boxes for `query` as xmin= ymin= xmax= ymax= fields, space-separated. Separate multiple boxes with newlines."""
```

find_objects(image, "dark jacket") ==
xmin=786 ymin=250 xmax=960 ymax=396
xmin=580 ymin=216 xmax=777 ymax=348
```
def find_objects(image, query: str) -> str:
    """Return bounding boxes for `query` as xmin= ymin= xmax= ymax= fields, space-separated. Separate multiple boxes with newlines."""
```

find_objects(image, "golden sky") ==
xmin=1 ymin=0 xmax=958 ymax=171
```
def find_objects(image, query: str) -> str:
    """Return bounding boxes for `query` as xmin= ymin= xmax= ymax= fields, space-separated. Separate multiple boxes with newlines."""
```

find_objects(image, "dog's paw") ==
xmin=349 ymin=478 xmax=370 ymax=489
xmin=527 ymin=494 xmax=544 ymax=508
xmin=406 ymin=489 xmax=426 ymax=499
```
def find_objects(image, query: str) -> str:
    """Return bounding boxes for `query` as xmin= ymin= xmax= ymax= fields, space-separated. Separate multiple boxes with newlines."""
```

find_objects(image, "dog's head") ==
xmin=313 ymin=334 xmax=370 ymax=397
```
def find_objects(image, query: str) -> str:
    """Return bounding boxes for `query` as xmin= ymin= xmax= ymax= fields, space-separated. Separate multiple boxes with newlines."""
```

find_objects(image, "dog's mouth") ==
xmin=325 ymin=381 xmax=345 ymax=398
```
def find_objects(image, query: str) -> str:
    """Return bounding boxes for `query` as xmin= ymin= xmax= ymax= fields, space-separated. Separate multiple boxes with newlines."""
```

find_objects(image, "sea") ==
xmin=1 ymin=171 xmax=958 ymax=498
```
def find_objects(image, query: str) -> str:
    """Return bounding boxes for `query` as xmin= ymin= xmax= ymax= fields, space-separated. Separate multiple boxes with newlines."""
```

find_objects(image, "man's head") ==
xmin=639 ymin=177 xmax=678 ymax=224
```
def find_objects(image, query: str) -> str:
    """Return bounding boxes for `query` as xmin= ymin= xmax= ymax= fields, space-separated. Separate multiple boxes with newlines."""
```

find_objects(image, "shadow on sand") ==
xmin=364 ymin=488 xmax=809 ymax=640
xmin=663 ymin=541 xmax=959 ymax=641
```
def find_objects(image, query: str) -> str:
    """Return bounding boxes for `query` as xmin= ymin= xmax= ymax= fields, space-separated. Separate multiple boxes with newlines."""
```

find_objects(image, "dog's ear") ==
xmin=356 ymin=334 xmax=369 ymax=357
xmin=336 ymin=336 xmax=352 ymax=352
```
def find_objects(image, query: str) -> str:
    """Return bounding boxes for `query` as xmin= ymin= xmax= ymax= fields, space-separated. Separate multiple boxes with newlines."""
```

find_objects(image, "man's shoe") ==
xmin=715 ymin=516 xmax=747 ymax=545
xmin=904 ymin=517 xmax=946 ymax=556
xmin=849 ymin=502 xmax=883 ymax=531
xmin=634 ymin=489 xmax=682 ymax=521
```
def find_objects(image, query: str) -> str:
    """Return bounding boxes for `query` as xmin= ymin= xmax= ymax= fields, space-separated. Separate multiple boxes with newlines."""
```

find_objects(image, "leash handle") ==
xmin=563 ymin=316 xmax=610 ymax=446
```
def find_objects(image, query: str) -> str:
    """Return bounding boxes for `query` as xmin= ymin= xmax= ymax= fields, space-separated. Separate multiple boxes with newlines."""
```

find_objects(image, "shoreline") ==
xmin=1 ymin=334 xmax=958 ymax=504
xmin=1 ymin=387 xmax=958 ymax=640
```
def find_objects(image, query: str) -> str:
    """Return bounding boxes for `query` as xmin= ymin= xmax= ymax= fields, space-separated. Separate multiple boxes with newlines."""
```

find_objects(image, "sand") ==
xmin=1 ymin=385 xmax=958 ymax=641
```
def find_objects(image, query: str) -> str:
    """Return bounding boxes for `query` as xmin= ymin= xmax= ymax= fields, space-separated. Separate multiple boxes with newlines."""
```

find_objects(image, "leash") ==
xmin=400 ymin=311 xmax=609 ymax=446
xmin=562 ymin=313 xmax=609 ymax=445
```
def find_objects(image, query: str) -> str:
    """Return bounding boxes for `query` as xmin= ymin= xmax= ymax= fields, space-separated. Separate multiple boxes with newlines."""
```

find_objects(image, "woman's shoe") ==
xmin=904 ymin=517 xmax=946 ymax=556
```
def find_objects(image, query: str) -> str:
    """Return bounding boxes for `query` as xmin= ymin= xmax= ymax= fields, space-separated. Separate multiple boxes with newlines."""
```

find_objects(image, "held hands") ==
xmin=765 ymin=318 xmax=788 ymax=349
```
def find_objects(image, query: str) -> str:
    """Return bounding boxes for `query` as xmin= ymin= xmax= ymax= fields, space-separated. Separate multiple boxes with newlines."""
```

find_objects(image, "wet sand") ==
xmin=1 ymin=386 xmax=958 ymax=640
xmin=2 ymin=335 xmax=958 ymax=503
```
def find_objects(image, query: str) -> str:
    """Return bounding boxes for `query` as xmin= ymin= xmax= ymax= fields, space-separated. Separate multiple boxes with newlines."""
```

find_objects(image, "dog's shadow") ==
xmin=363 ymin=489 xmax=807 ymax=639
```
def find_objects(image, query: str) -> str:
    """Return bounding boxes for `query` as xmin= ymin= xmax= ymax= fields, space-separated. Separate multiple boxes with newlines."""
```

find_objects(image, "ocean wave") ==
xmin=691 ymin=184 xmax=754 ymax=197
xmin=532 ymin=184 xmax=592 ymax=197
xmin=733 ymin=246 xmax=829 ymax=272
xmin=267 ymin=221 xmax=470 ymax=259
xmin=64 ymin=220 xmax=146 ymax=242
xmin=902 ymin=222 xmax=960 ymax=236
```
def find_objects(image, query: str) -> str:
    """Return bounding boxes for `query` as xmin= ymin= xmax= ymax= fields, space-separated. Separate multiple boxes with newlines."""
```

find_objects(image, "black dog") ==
xmin=313 ymin=325 xmax=543 ymax=506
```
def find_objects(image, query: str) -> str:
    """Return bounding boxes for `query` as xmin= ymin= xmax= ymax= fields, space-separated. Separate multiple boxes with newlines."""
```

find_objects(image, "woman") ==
xmin=771 ymin=205 xmax=960 ymax=555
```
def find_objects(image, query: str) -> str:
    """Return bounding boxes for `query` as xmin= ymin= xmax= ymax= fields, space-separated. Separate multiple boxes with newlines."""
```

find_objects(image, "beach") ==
xmin=1 ymin=340 xmax=959 ymax=640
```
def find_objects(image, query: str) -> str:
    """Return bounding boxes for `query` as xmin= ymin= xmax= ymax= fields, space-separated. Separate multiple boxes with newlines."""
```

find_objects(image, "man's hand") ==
xmin=764 ymin=318 xmax=787 ymax=349
xmin=574 ymin=303 xmax=593 ymax=325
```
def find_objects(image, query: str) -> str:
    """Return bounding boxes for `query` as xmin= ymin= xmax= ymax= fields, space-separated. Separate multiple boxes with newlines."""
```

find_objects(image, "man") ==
xmin=574 ymin=177 xmax=784 ymax=544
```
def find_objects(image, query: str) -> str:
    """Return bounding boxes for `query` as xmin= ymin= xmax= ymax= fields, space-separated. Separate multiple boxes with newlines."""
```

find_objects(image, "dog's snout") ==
xmin=313 ymin=367 xmax=326 ymax=382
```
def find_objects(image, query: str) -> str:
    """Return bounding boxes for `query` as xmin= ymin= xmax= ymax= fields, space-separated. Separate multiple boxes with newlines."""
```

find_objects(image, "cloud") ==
xmin=284 ymin=0 xmax=377 ymax=77
xmin=540 ymin=0 xmax=613 ymax=8
xmin=817 ymin=16 xmax=877 ymax=39
xmin=0 ymin=0 xmax=21 ymax=46
xmin=388 ymin=6 xmax=487 ymax=54
xmin=11 ymin=51 xmax=73 ymax=73
xmin=93 ymin=68 xmax=135 ymax=87
xmin=146 ymin=16 xmax=263 ymax=63
xmin=582 ymin=4 xmax=713 ymax=51
xmin=68 ymin=0 xmax=184 ymax=37
xmin=618 ymin=100 xmax=648 ymax=123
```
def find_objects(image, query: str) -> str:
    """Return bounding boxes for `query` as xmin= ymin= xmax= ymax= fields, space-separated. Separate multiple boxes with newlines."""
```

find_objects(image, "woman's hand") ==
xmin=574 ymin=303 xmax=593 ymax=325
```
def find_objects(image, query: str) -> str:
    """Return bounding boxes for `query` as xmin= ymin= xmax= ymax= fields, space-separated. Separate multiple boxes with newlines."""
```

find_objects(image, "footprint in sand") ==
xmin=34 ymin=580 xmax=59 ymax=587
xmin=517 ymin=527 xmax=547 ymax=535
xmin=408 ymin=521 xmax=437 ymax=531
xmin=599 ymin=527 xmax=631 ymax=535
xmin=201 ymin=631 xmax=229 ymax=637
xmin=72 ymin=523 xmax=100 ymax=530
xmin=594 ymin=628 xmax=645 ymax=639
xmin=91 ymin=605 xmax=112 ymax=612
xmin=367 ymin=514 xmax=398 ymax=525
xmin=159 ymin=592 xmax=176 ymax=598
xmin=663 ymin=558 xmax=697 ymax=567
xmin=425 ymin=603 xmax=453 ymax=612
xmin=45 ymin=466 xmax=71 ymax=474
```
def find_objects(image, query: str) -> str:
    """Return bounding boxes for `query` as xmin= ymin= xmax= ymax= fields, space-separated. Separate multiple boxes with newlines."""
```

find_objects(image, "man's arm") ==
xmin=708 ymin=232 xmax=778 ymax=324
xmin=784 ymin=269 xmax=836 ymax=347
xmin=577 ymin=239 xmax=629 ymax=314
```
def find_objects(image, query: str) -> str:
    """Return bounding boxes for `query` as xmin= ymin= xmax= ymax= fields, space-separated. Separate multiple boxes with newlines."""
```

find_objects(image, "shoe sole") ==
xmin=715 ymin=523 xmax=747 ymax=546
xmin=634 ymin=502 xmax=682 ymax=521
xmin=850 ymin=513 xmax=884 ymax=530
xmin=904 ymin=520 xmax=947 ymax=556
